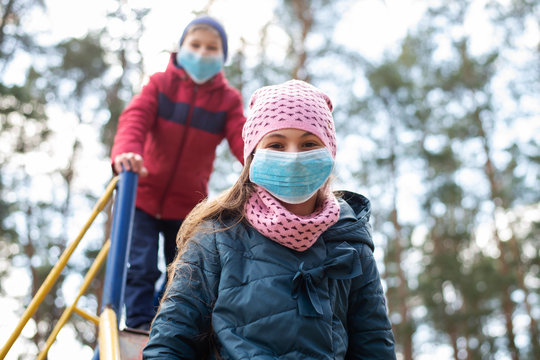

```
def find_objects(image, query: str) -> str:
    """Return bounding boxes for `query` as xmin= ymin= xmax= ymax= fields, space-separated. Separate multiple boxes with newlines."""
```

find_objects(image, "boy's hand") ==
xmin=114 ymin=152 xmax=148 ymax=177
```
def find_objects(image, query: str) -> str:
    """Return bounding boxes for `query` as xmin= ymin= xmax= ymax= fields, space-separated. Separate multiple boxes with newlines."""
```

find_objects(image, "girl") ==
xmin=143 ymin=80 xmax=396 ymax=359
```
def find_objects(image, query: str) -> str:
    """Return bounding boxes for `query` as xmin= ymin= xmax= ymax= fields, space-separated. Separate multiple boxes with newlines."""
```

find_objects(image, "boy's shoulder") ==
xmin=223 ymin=81 xmax=242 ymax=97
xmin=143 ymin=69 xmax=171 ymax=88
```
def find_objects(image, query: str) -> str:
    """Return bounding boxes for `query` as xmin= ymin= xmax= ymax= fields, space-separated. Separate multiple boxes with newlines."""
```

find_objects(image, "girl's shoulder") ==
xmin=325 ymin=191 xmax=375 ymax=251
xmin=192 ymin=218 xmax=254 ymax=247
xmin=335 ymin=191 xmax=371 ymax=217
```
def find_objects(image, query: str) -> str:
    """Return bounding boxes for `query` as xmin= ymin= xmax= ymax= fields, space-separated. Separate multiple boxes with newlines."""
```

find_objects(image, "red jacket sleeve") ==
xmin=110 ymin=75 xmax=160 ymax=164
xmin=224 ymin=89 xmax=246 ymax=165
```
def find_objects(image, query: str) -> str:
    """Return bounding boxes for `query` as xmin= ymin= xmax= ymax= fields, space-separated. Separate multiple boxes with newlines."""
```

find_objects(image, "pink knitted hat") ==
xmin=242 ymin=80 xmax=337 ymax=161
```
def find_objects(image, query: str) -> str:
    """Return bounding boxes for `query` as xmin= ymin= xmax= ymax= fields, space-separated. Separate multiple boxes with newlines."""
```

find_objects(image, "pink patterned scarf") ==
xmin=244 ymin=186 xmax=340 ymax=251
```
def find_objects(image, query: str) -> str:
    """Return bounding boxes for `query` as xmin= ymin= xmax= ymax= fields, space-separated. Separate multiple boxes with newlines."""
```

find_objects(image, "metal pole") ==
xmin=102 ymin=170 xmax=138 ymax=319
xmin=98 ymin=308 xmax=122 ymax=360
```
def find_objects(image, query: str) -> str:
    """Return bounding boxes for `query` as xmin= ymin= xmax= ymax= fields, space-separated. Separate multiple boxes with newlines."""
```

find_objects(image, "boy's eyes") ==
xmin=189 ymin=42 xmax=219 ymax=52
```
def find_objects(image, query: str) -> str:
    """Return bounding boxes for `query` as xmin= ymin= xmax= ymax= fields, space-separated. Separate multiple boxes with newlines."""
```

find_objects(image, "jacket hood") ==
xmin=167 ymin=52 xmax=227 ymax=90
xmin=324 ymin=191 xmax=374 ymax=251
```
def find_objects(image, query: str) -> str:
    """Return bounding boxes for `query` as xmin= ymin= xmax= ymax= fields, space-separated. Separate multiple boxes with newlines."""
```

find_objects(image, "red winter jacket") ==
xmin=111 ymin=54 xmax=245 ymax=220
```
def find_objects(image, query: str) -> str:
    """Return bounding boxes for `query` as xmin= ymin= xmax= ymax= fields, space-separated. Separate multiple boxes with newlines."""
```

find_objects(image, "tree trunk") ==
xmin=0 ymin=0 xmax=16 ymax=51
xmin=474 ymin=108 xmax=519 ymax=360
xmin=449 ymin=330 xmax=459 ymax=360
xmin=509 ymin=232 xmax=540 ymax=357
xmin=24 ymin=206 xmax=46 ymax=349
xmin=390 ymin=206 xmax=413 ymax=360
xmin=387 ymin=119 xmax=413 ymax=360
xmin=290 ymin=0 xmax=313 ymax=81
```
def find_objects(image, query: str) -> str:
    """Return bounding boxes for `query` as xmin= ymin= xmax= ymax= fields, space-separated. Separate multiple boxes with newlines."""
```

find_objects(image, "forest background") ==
xmin=0 ymin=0 xmax=539 ymax=359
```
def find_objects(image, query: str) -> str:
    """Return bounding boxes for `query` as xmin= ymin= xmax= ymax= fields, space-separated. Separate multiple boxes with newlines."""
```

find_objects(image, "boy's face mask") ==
xmin=249 ymin=148 xmax=334 ymax=204
xmin=177 ymin=48 xmax=223 ymax=84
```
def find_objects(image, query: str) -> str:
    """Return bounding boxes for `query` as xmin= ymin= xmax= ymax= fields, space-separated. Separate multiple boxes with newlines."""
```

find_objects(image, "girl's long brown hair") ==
xmin=174 ymin=155 xmax=255 ymax=259
xmin=154 ymin=160 xmax=256 ymax=347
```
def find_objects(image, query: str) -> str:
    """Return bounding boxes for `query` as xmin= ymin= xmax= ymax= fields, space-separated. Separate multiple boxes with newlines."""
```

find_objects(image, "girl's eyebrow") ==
xmin=264 ymin=133 xmax=286 ymax=139
xmin=265 ymin=131 xmax=314 ymax=139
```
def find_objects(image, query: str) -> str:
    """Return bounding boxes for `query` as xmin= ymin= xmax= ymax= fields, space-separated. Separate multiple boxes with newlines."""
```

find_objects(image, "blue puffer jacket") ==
xmin=143 ymin=191 xmax=396 ymax=359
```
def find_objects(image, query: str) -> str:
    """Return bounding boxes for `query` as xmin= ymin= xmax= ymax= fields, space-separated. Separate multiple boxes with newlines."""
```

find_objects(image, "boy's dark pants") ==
xmin=124 ymin=208 xmax=182 ymax=329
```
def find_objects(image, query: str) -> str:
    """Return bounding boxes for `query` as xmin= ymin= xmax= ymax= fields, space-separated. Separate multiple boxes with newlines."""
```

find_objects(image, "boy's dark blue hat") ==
xmin=179 ymin=16 xmax=228 ymax=61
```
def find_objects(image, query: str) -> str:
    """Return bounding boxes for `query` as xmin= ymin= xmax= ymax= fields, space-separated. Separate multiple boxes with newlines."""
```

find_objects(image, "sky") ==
xmin=2 ymin=0 xmax=539 ymax=359
xmin=38 ymin=0 xmax=426 ymax=74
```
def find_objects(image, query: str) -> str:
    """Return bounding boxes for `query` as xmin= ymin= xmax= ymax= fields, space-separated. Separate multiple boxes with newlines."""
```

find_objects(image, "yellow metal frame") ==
xmin=99 ymin=308 xmax=121 ymax=360
xmin=36 ymin=240 xmax=111 ymax=360
xmin=0 ymin=177 xmax=119 ymax=360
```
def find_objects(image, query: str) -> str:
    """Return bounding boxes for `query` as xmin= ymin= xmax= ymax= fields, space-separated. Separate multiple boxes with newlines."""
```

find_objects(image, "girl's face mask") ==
xmin=249 ymin=148 xmax=334 ymax=204
xmin=177 ymin=48 xmax=223 ymax=84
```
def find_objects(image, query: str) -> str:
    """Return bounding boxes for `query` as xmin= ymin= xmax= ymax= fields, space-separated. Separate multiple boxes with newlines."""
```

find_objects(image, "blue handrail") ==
xmin=102 ymin=170 xmax=138 ymax=319
xmin=93 ymin=171 xmax=138 ymax=360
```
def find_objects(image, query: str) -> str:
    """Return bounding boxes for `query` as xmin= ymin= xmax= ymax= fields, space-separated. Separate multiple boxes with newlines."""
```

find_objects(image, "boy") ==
xmin=111 ymin=15 xmax=245 ymax=330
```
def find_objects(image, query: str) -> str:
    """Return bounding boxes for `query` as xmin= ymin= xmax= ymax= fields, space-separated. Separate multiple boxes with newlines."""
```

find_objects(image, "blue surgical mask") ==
xmin=249 ymin=148 xmax=334 ymax=204
xmin=176 ymin=48 xmax=223 ymax=84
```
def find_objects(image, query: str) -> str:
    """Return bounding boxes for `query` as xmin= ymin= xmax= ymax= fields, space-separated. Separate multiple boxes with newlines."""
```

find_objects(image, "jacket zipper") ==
xmin=156 ymin=85 xmax=199 ymax=219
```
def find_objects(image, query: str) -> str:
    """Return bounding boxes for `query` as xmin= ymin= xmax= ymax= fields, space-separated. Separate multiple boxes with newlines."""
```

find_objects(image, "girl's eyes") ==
xmin=302 ymin=141 xmax=321 ymax=148
xmin=266 ymin=143 xmax=283 ymax=149
xmin=264 ymin=140 xmax=322 ymax=150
